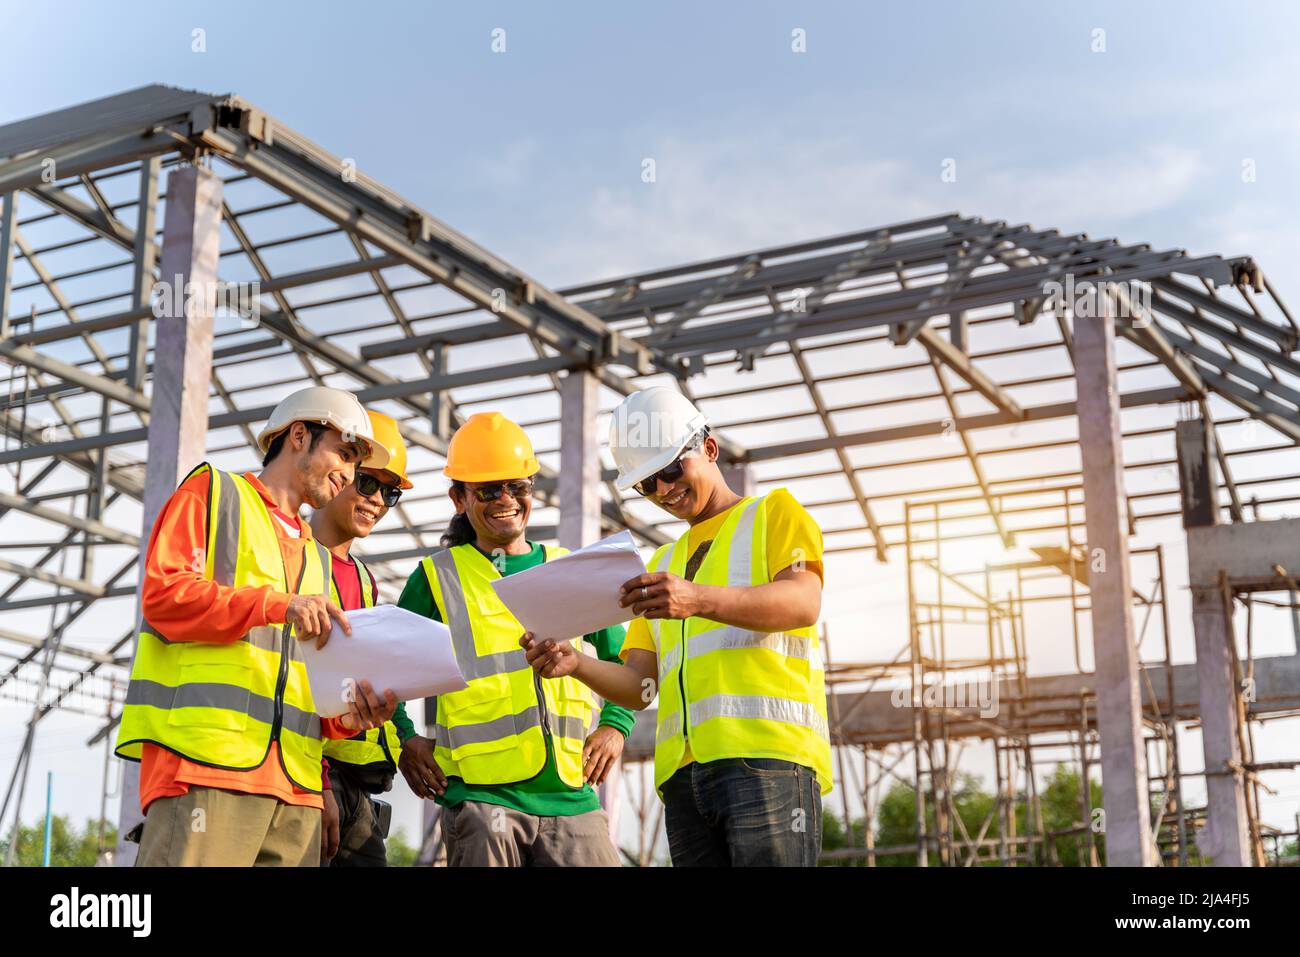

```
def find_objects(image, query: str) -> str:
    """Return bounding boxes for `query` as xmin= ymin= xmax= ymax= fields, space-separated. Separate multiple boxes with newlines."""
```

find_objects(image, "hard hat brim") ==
xmin=614 ymin=434 xmax=697 ymax=491
xmin=255 ymin=422 xmax=390 ymax=469
xmin=443 ymin=458 xmax=541 ymax=484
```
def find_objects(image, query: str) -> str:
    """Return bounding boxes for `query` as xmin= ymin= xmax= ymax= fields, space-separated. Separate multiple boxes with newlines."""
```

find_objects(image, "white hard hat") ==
xmin=608 ymin=387 xmax=709 ymax=491
xmin=256 ymin=386 xmax=390 ymax=468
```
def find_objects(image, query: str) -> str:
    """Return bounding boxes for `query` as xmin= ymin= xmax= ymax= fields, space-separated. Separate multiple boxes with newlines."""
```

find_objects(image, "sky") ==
xmin=1 ymin=0 xmax=1299 ymax=860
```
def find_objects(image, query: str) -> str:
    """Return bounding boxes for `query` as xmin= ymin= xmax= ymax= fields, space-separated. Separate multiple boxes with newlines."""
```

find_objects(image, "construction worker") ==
xmin=115 ymin=386 xmax=400 ymax=867
xmin=391 ymin=411 xmax=634 ymax=866
xmin=312 ymin=410 xmax=412 ymax=867
xmin=523 ymin=387 xmax=832 ymax=866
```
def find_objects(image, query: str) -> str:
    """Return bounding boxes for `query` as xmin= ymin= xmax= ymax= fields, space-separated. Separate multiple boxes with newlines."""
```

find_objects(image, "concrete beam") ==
xmin=115 ymin=164 xmax=223 ymax=866
xmin=558 ymin=370 xmax=601 ymax=550
xmin=1073 ymin=307 xmax=1157 ymax=867
xmin=620 ymin=653 xmax=1300 ymax=758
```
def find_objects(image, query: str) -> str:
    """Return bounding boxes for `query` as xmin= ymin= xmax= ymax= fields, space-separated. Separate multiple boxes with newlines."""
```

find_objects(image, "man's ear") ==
xmin=449 ymin=486 xmax=466 ymax=514
xmin=287 ymin=421 xmax=309 ymax=452
xmin=704 ymin=436 xmax=721 ymax=463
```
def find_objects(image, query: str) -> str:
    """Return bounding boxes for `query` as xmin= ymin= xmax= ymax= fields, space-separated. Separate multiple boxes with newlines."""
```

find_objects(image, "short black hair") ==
xmin=262 ymin=421 xmax=329 ymax=467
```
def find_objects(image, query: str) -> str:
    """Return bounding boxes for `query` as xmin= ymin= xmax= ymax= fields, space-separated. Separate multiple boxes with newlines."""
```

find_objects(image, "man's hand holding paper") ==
xmin=301 ymin=604 xmax=468 ymax=718
xmin=489 ymin=530 xmax=648 ymax=639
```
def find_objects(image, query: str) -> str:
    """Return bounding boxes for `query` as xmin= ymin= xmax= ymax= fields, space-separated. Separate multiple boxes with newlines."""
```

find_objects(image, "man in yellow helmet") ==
xmin=309 ymin=410 xmax=413 ymax=866
xmin=391 ymin=411 xmax=633 ymax=866
xmin=524 ymin=387 xmax=831 ymax=867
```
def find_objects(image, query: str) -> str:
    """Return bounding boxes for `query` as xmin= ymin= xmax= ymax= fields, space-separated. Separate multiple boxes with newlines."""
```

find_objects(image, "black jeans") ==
xmin=662 ymin=758 xmax=822 ymax=866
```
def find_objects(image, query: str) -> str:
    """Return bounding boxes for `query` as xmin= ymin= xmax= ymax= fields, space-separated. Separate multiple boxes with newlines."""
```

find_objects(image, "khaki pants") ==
xmin=443 ymin=801 xmax=621 ymax=867
xmin=136 ymin=786 xmax=321 ymax=867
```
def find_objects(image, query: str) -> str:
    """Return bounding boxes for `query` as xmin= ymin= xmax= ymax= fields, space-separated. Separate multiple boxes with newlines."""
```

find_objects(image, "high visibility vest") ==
xmin=647 ymin=492 xmax=833 ymax=795
xmin=322 ymin=556 xmax=403 ymax=775
xmin=115 ymin=464 xmax=331 ymax=792
xmin=422 ymin=543 xmax=593 ymax=788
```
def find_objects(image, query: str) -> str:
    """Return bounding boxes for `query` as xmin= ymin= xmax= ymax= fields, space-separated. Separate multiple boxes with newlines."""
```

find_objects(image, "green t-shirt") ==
xmin=392 ymin=541 xmax=634 ymax=817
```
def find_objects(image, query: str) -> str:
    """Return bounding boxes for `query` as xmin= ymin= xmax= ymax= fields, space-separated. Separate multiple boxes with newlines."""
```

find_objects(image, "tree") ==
xmin=386 ymin=826 xmax=417 ymax=867
xmin=0 ymin=816 xmax=115 ymax=867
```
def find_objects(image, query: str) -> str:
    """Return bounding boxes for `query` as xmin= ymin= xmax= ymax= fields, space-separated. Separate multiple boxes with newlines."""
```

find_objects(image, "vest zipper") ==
xmin=270 ymin=623 xmax=291 ymax=742
xmin=678 ymin=623 xmax=689 ymax=742
xmin=271 ymin=545 xmax=313 ymax=745
xmin=533 ymin=669 xmax=553 ymax=736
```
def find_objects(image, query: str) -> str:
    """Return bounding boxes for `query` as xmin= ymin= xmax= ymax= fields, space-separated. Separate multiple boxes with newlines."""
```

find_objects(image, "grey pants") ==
xmin=442 ymin=800 xmax=621 ymax=867
xmin=330 ymin=771 xmax=388 ymax=867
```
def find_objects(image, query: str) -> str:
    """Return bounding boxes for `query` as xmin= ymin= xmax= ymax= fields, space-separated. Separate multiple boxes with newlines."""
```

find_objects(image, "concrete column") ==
xmin=722 ymin=463 xmax=755 ymax=498
xmin=1189 ymin=582 xmax=1252 ymax=865
xmin=428 ymin=343 xmax=450 ymax=440
xmin=557 ymin=370 xmax=622 ymax=843
xmin=1073 ymin=305 xmax=1157 ymax=867
xmin=1175 ymin=419 xmax=1217 ymax=529
xmin=558 ymin=370 xmax=600 ymax=550
xmin=115 ymin=165 xmax=223 ymax=865
xmin=1179 ymin=420 xmax=1252 ymax=866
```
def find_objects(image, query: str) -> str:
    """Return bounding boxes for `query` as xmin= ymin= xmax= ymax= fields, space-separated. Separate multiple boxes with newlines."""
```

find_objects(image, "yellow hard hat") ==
xmin=362 ymin=410 xmax=413 ymax=489
xmin=443 ymin=412 xmax=540 ymax=483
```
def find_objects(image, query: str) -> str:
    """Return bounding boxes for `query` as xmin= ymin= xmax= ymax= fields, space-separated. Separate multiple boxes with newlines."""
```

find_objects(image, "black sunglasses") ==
xmin=469 ymin=479 xmax=534 ymax=503
xmin=354 ymin=472 xmax=402 ymax=507
xmin=633 ymin=431 xmax=708 ymax=497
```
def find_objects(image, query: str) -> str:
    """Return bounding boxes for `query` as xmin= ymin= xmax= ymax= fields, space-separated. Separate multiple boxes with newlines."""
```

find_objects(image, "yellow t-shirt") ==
xmin=620 ymin=487 xmax=824 ymax=768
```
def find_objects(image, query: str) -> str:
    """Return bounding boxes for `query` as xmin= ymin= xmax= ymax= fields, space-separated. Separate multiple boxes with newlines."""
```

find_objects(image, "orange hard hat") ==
xmin=362 ymin=410 xmax=414 ymax=489
xmin=443 ymin=412 xmax=540 ymax=483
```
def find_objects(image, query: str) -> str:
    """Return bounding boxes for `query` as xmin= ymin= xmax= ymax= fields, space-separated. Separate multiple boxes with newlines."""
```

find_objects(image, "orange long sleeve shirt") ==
xmin=138 ymin=468 xmax=353 ymax=814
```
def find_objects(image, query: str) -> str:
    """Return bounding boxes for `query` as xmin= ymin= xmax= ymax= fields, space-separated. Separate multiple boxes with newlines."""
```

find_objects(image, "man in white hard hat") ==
xmin=523 ymin=386 xmax=832 ymax=866
xmin=116 ymin=386 xmax=400 ymax=866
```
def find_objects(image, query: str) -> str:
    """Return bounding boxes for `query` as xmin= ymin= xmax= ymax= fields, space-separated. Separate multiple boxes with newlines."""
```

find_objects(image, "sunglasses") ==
xmin=469 ymin=479 xmax=535 ymax=503
xmin=354 ymin=472 xmax=403 ymax=507
xmin=633 ymin=432 xmax=708 ymax=497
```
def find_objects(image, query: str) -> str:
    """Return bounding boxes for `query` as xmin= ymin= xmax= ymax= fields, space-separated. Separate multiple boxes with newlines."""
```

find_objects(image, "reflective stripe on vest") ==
xmin=649 ymin=492 xmax=832 ymax=795
xmin=114 ymin=464 xmax=331 ymax=792
xmin=322 ymin=555 xmax=403 ymax=773
xmin=422 ymin=543 xmax=594 ymax=788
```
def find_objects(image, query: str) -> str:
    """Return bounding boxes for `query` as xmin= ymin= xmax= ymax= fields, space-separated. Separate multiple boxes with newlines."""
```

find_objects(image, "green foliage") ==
xmin=386 ymin=826 xmax=417 ymax=867
xmin=820 ymin=764 xmax=1124 ymax=867
xmin=0 ymin=815 xmax=115 ymax=867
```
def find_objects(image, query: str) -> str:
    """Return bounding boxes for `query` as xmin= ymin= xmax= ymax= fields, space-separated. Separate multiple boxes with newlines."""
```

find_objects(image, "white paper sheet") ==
xmin=489 ymin=530 xmax=648 ymax=640
xmin=300 ymin=604 xmax=467 ymax=717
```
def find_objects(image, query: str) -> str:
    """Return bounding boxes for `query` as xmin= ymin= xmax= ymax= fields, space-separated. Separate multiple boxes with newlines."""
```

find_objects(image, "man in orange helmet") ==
xmin=391 ymin=412 xmax=633 ymax=866
xmin=309 ymin=410 xmax=414 ymax=866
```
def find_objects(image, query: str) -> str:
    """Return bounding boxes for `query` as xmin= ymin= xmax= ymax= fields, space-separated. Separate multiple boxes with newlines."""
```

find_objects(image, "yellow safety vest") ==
xmin=115 ymin=464 xmax=331 ymax=792
xmin=421 ymin=543 xmax=594 ymax=788
xmin=322 ymin=556 xmax=403 ymax=775
xmin=647 ymin=492 xmax=833 ymax=795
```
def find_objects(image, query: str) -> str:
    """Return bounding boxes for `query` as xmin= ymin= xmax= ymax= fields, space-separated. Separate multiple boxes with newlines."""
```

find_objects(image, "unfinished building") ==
xmin=0 ymin=86 xmax=1297 ymax=866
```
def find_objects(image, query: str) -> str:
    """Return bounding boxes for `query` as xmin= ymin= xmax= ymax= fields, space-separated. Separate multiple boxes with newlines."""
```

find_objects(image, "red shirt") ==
xmin=331 ymin=553 xmax=363 ymax=611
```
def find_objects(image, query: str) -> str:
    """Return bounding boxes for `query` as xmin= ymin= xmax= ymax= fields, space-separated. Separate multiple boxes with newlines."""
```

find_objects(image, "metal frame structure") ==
xmin=2 ymin=85 xmax=1299 ymax=865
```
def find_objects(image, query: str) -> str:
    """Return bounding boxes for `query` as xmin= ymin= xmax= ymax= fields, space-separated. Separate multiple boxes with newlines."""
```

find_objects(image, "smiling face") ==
xmin=322 ymin=467 xmax=397 ymax=539
xmin=451 ymin=477 xmax=533 ymax=550
xmin=292 ymin=424 xmax=368 ymax=510
xmin=645 ymin=436 xmax=722 ymax=522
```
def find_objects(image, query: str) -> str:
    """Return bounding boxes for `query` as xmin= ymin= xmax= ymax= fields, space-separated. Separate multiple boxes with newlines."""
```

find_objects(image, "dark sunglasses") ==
xmin=634 ymin=432 xmax=707 ymax=497
xmin=469 ymin=479 xmax=534 ymax=503
xmin=354 ymin=472 xmax=403 ymax=507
